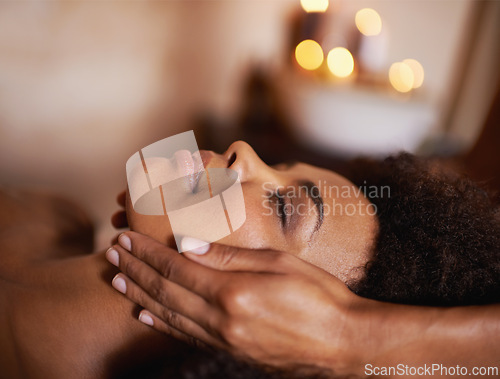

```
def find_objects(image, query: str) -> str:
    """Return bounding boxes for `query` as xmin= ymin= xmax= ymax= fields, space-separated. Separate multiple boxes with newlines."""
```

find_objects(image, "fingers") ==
xmin=109 ymin=244 xmax=219 ymax=331
xmin=137 ymin=310 xmax=214 ymax=350
xmin=111 ymin=270 xmax=222 ymax=349
xmin=184 ymin=242 xmax=297 ymax=274
xmin=116 ymin=232 xmax=228 ymax=299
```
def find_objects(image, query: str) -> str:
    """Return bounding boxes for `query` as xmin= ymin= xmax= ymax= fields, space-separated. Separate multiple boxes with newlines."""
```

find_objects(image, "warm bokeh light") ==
xmin=295 ymin=39 xmax=324 ymax=71
xmin=327 ymin=47 xmax=354 ymax=78
xmin=403 ymin=58 xmax=425 ymax=88
xmin=389 ymin=62 xmax=414 ymax=93
xmin=355 ymin=8 xmax=382 ymax=36
xmin=300 ymin=0 xmax=329 ymax=13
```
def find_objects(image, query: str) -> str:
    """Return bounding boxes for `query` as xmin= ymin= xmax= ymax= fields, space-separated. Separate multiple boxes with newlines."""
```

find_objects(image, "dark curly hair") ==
xmin=347 ymin=153 xmax=500 ymax=306
xmin=134 ymin=153 xmax=500 ymax=379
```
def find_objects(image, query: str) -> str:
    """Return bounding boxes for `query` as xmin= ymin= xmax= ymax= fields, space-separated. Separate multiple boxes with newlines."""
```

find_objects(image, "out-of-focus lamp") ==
xmin=355 ymin=8 xmax=387 ymax=74
xmin=300 ymin=0 xmax=329 ymax=13
xmin=295 ymin=39 xmax=324 ymax=70
xmin=389 ymin=62 xmax=414 ymax=93
xmin=327 ymin=47 xmax=354 ymax=78
xmin=355 ymin=8 xmax=382 ymax=36
xmin=403 ymin=59 xmax=424 ymax=88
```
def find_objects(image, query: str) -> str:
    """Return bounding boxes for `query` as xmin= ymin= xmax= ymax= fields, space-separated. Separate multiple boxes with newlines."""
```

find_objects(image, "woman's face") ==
xmin=127 ymin=141 xmax=378 ymax=283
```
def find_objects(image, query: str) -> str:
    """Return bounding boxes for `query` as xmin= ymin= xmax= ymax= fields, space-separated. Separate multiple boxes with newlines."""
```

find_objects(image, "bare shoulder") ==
xmin=0 ymin=187 xmax=95 ymax=279
xmin=1 ymin=251 xmax=180 ymax=378
xmin=0 ymin=188 xmax=179 ymax=377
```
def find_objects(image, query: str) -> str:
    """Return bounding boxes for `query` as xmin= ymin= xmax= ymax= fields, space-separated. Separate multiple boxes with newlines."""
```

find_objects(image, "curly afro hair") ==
xmin=347 ymin=153 xmax=500 ymax=306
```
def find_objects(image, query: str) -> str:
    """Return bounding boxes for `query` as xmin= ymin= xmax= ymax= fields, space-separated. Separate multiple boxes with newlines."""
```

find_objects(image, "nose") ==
xmin=223 ymin=141 xmax=277 ymax=184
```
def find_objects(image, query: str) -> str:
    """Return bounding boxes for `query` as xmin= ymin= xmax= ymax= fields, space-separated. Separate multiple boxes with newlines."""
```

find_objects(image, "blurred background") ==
xmin=0 ymin=0 xmax=499 ymax=249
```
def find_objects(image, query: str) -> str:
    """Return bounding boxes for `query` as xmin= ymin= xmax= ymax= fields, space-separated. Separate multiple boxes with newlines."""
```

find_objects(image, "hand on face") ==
xmin=105 ymin=231 xmax=368 ymax=376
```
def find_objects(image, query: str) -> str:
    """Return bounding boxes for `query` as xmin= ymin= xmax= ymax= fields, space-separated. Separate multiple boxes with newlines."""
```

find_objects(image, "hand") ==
xmin=106 ymin=231 xmax=369 ymax=376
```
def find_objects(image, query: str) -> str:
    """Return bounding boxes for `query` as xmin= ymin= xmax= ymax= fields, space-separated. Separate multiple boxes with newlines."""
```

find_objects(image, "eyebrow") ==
xmin=273 ymin=160 xmax=298 ymax=170
xmin=297 ymin=180 xmax=324 ymax=238
xmin=282 ymin=160 xmax=298 ymax=169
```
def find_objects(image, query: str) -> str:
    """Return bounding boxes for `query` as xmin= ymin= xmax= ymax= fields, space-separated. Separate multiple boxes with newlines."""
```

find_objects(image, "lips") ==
xmin=174 ymin=150 xmax=216 ymax=193
xmin=174 ymin=150 xmax=194 ymax=177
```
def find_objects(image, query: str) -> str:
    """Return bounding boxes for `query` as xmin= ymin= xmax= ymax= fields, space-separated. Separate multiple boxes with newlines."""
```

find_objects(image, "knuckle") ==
xmin=161 ymin=308 xmax=180 ymax=328
xmin=121 ymin=257 xmax=140 ymax=278
xmin=132 ymin=233 xmax=164 ymax=260
xmin=157 ymin=257 xmax=176 ymax=279
xmin=150 ymin=278 xmax=169 ymax=305
xmin=219 ymin=285 xmax=253 ymax=315
xmin=213 ymin=244 xmax=238 ymax=269
xmin=131 ymin=237 xmax=149 ymax=258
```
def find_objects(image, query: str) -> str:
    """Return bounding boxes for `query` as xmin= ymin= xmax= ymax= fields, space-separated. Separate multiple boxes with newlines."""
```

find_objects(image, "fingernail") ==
xmin=112 ymin=274 xmax=127 ymax=294
xmin=105 ymin=247 xmax=119 ymax=267
xmin=118 ymin=233 xmax=131 ymax=251
xmin=180 ymin=237 xmax=210 ymax=255
xmin=139 ymin=311 xmax=154 ymax=326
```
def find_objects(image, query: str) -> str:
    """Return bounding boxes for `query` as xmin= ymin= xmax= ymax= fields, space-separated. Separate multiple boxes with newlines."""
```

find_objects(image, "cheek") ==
xmin=299 ymin=205 xmax=377 ymax=282
xmin=217 ymin=194 xmax=287 ymax=250
xmin=126 ymin=185 xmax=287 ymax=251
xmin=217 ymin=204 xmax=269 ymax=249
xmin=309 ymin=242 xmax=371 ymax=283
xmin=126 ymin=188 xmax=267 ymax=249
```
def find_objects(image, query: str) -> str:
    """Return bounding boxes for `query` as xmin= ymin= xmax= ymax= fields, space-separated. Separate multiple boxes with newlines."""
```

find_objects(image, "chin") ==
xmin=126 ymin=188 xmax=176 ymax=247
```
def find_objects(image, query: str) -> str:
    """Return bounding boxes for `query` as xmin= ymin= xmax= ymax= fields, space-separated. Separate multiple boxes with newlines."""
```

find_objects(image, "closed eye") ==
xmin=275 ymin=189 xmax=287 ymax=228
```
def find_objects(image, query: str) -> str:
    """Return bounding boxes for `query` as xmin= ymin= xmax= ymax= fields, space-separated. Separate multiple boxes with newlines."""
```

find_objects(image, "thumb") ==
xmin=180 ymin=237 xmax=289 ymax=273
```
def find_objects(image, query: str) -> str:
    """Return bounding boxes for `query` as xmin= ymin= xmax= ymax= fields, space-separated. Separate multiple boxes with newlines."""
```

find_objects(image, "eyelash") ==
xmin=275 ymin=189 xmax=287 ymax=228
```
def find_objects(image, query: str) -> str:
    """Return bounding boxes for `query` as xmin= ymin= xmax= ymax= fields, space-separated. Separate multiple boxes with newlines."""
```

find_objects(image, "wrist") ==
xmin=351 ymin=300 xmax=446 ymax=372
xmin=317 ymin=292 xmax=375 ymax=378
xmin=330 ymin=296 xmax=431 ymax=377
xmin=321 ymin=296 xmax=500 ymax=377
xmin=339 ymin=296 xmax=383 ymax=377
